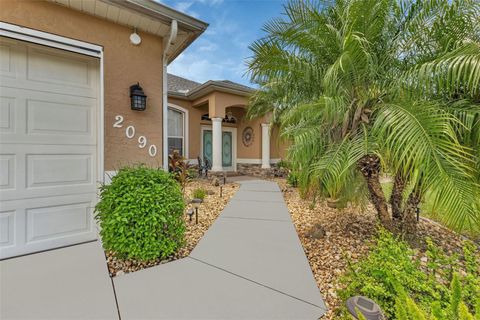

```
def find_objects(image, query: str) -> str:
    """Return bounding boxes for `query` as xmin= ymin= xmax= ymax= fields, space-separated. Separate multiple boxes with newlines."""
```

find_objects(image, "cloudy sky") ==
xmin=159 ymin=0 xmax=285 ymax=86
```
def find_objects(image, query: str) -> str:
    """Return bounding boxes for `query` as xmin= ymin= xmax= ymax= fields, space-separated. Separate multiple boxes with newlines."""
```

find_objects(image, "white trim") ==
xmin=162 ymin=20 xmax=178 ymax=171
xmin=237 ymin=158 xmax=281 ymax=165
xmin=104 ymin=171 xmax=117 ymax=185
xmin=0 ymin=22 xmax=104 ymax=186
xmin=98 ymin=51 xmax=105 ymax=184
xmin=167 ymin=103 xmax=189 ymax=159
xmin=0 ymin=22 xmax=102 ymax=57
xmin=200 ymin=125 xmax=237 ymax=172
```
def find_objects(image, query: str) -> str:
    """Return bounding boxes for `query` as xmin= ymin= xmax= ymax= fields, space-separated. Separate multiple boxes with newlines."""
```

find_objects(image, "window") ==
xmin=168 ymin=108 xmax=185 ymax=156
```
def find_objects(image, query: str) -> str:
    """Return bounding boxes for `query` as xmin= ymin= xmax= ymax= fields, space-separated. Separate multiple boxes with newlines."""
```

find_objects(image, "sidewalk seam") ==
xmin=229 ymin=199 xmax=283 ymax=203
xmin=220 ymin=216 xmax=290 ymax=223
xmin=101 ymin=248 xmax=122 ymax=320
xmin=188 ymin=256 xmax=327 ymax=312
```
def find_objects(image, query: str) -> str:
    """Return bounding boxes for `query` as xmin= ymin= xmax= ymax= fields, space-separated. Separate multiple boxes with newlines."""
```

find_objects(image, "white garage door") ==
xmin=0 ymin=37 xmax=100 ymax=259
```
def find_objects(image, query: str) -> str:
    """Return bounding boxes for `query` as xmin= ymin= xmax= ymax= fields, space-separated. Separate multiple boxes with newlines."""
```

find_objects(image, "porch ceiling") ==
xmin=192 ymin=92 xmax=249 ymax=119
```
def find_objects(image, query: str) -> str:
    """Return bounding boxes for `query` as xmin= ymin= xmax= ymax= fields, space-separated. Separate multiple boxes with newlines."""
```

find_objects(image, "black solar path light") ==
xmin=191 ymin=198 xmax=203 ymax=224
xmin=186 ymin=208 xmax=194 ymax=222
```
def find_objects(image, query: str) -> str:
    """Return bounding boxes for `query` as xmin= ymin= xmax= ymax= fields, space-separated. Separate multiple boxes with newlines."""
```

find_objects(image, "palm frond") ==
xmin=373 ymin=100 xmax=479 ymax=231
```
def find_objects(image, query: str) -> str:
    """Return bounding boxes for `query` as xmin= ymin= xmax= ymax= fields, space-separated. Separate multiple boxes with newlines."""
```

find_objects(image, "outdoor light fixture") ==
xmin=220 ymin=173 xmax=226 ymax=198
xmin=186 ymin=208 xmax=194 ymax=222
xmin=346 ymin=296 xmax=385 ymax=320
xmin=130 ymin=28 xmax=142 ymax=45
xmin=130 ymin=83 xmax=147 ymax=111
xmin=191 ymin=198 xmax=203 ymax=224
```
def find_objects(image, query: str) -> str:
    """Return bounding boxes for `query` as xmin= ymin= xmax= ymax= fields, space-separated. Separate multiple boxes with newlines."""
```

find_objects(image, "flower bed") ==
xmin=106 ymin=179 xmax=239 ymax=277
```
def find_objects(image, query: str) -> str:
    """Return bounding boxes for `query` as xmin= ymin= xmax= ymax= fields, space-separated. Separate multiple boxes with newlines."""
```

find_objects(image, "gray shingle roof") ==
xmin=218 ymin=80 xmax=254 ymax=92
xmin=167 ymin=73 xmax=201 ymax=93
xmin=167 ymin=73 xmax=254 ymax=95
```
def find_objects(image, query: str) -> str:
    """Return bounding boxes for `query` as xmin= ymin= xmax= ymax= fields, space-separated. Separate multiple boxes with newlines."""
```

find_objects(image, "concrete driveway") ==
xmin=0 ymin=240 xmax=118 ymax=319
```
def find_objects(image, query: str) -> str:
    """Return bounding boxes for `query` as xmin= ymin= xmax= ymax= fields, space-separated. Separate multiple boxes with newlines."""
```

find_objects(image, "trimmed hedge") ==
xmin=95 ymin=166 xmax=185 ymax=261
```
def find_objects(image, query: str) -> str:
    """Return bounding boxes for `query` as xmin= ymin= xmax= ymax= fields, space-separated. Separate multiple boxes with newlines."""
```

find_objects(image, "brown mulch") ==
xmin=106 ymin=179 xmax=239 ymax=277
xmin=274 ymin=178 xmax=470 ymax=320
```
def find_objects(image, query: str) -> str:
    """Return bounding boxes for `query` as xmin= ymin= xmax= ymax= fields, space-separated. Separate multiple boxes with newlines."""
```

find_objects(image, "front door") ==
xmin=202 ymin=129 xmax=235 ymax=171
xmin=222 ymin=132 xmax=233 ymax=169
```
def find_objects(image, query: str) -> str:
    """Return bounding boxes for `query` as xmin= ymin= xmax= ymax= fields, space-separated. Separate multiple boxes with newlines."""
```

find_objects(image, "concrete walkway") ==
xmin=0 ymin=241 xmax=118 ymax=319
xmin=1 ymin=180 xmax=326 ymax=319
xmin=114 ymin=180 xmax=326 ymax=319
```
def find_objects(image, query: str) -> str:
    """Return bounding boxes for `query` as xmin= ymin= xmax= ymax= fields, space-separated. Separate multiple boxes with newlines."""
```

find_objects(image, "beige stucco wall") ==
xmin=1 ymin=0 xmax=165 ymax=170
xmin=168 ymin=94 xmax=288 ymax=164
xmin=236 ymin=110 xmax=262 ymax=159
xmin=270 ymin=126 xmax=288 ymax=159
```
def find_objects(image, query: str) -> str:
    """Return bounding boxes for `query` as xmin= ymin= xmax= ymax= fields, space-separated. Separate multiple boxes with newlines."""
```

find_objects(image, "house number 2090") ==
xmin=112 ymin=115 xmax=157 ymax=157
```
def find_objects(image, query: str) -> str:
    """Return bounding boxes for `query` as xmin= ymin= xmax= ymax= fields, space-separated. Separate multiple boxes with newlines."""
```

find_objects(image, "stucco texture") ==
xmin=1 ymin=0 xmax=165 ymax=170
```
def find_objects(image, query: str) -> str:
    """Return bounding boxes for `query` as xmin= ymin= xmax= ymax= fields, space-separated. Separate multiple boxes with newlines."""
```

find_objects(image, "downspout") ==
xmin=162 ymin=20 xmax=178 ymax=171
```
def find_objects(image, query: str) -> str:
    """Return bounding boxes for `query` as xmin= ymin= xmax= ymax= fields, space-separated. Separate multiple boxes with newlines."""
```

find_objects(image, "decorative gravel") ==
xmin=274 ymin=178 xmax=473 ymax=320
xmin=106 ymin=179 xmax=239 ymax=277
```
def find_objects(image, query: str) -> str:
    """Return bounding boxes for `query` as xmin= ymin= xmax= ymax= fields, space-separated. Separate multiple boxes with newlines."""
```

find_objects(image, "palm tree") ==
xmin=247 ymin=0 xmax=480 ymax=234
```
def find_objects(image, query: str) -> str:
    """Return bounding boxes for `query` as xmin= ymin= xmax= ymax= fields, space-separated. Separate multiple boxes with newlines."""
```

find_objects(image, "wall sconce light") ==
xmin=130 ymin=83 xmax=147 ymax=111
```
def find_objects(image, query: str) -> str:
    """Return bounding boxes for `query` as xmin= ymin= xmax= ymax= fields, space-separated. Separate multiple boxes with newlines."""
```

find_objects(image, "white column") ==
xmin=211 ymin=117 xmax=223 ymax=172
xmin=261 ymin=123 xmax=271 ymax=169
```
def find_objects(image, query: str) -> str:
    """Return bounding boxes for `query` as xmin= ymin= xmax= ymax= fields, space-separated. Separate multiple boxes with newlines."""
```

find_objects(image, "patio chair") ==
xmin=197 ymin=156 xmax=211 ymax=178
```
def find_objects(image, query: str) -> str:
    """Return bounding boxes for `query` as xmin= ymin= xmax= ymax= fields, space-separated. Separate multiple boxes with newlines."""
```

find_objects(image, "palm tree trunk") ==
xmin=391 ymin=172 xmax=405 ymax=222
xmin=402 ymin=190 xmax=420 ymax=234
xmin=358 ymin=154 xmax=391 ymax=228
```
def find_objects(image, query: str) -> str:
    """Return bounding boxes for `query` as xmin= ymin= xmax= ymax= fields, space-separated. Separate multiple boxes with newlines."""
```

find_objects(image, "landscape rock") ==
xmin=272 ymin=177 xmax=471 ymax=320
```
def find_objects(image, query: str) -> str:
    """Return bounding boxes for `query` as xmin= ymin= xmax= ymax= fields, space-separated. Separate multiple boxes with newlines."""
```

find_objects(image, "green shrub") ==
xmin=339 ymin=229 xmax=443 ymax=318
xmin=192 ymin=188 xmax=207 ymax=201
xmin=287 ymin=171 xmax=298 ymax=187
xmin=339 ymin=229 xmax=480 ymax=319
xmin=276 ymin=159 xmax=291 ymax=169
xmin=95 ymin=166 xmax=185 ymax=261
xmin=393 ymin=274 xmax=478 ymax=319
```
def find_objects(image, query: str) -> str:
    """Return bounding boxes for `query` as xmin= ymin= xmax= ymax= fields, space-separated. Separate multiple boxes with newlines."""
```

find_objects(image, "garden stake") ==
xmin=195 ymin=207 xmax=198 ymax=224
xmin=220 ymin=186 xmax=223 ymax=198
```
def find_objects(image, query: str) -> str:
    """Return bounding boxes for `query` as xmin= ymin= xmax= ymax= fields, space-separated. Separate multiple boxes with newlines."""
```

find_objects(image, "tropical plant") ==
xmin=287 ymin=171 xmax=299 ymax=187
xmin=247 ymin=0 xmax=480 ymax=234
xmin=95 ymin=166 xmax=185 ymax=261
xmin=339 ymin=229 xmax=480 ymax=319
xmin=168 ymin=150 xmax=193 ymax=195
xmin=339 ymin=229 xmax=441 ymax=318
xmin=393 ymin=273 xmax=479 ymax=320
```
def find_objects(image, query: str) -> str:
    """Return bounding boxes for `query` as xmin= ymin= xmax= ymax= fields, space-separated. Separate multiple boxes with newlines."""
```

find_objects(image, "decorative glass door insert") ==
xmin=202 ymin=130 xmax=233 ymax=169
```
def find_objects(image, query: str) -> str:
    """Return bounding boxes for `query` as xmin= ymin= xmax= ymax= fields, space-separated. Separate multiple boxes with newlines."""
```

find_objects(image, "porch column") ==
xmin=261 ymin=123 xmax=271 ymax=169
xmin=211 ymin=117 xmax=223 ymax=172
